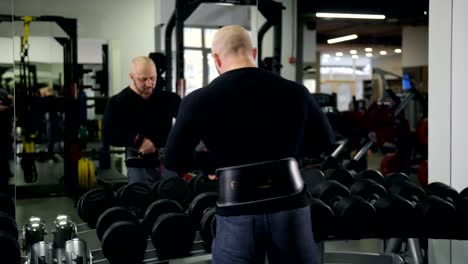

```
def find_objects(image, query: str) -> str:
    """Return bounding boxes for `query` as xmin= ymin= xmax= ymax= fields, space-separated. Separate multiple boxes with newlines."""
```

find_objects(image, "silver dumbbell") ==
xmin=53 ymin=214 xmax=77 ymax=248
xmin=65 ymin=238 xmax=91 ymax=264
xmin=23 ymin=216 xmax=47 ymax=252
xmin=30 ymin=241 xmax=53 ymax=264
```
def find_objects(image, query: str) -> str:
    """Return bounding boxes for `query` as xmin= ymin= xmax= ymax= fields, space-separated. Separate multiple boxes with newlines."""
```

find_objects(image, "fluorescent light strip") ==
xmin=316 ymin=12 xmax=386 ymax=20
xmin=327 ymin=34 xmax=358 ymax=44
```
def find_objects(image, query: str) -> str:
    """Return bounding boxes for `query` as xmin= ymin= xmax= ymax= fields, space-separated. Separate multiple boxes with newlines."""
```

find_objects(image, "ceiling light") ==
xmin=380 ymin=51 xmax=387 ymax=55
xmin=394 ymin=48 xmax=402 ymax=53
xmin=352 ymin=55 xmax=359 ymax=59
xmin=365 ymin=53 xmax=373 ymax=57
xmin=216 ymin=3 xmax=235 ymax=6
xmin=316 ymin=12 xmax=386 ymax=20
xmin=350 ymin=50 xmax=357 ymax=55
xmin=365 ymin=47 xmax=373 ymax=52
xmin=424 ymin=11 xmax=428 ymax=15
xmin=336 ymin=52 xmax=344 ymax=57
xmin=323 ymin=54 xmax=330 ymax=58
xmin=327 ymin=34 xmax=358 ymax=44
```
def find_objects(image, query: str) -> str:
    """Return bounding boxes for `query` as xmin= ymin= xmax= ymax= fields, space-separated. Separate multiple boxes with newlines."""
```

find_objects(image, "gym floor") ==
xmin=12 ymin=153 xmax=410 ymax=263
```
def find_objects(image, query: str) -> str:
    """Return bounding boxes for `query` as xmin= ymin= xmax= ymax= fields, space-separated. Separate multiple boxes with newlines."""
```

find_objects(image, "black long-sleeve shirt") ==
xmin=102 ymin=87 xmax=181 ymax=149
xmin=164 ymin=67 xmax=335 ymax=215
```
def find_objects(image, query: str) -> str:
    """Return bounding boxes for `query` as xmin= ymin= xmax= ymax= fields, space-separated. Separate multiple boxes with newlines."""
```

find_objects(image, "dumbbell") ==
xmin=311 ymin=180 xmax=375 ymax=238
xmin=0 ymin=194 xmax=21 ymax=264
xmin=188 ymin=192 xmax=218 ymax=252
xmin=23 ymin=216 xmax=47 ymax=252
xmin=152 ymin=176 xmax=191 ymax=207
xmin=349 ymin=172 xmax=416 ymax=238
xmin=64 ymin=238 xmax=91 ymax=264
xmin=30 ymin=241 xmax=53 ymax=264
xmin=77 ymin=188 xmax=115 ymax=228
xmin=143 ymin=199 xmax=195 ymax=258
xmin=301 ymin=168 xmax=325 ymax=196
xmin=115 ymin=182 xmax=154 ymax=218
xmin=52 ymin=215 xmax=78 ymax=263
xmin=320 ymin=139 xmax=349 ymax=171
xmin=188 ymin=172 xmax=218 ymax=199
xmin=425 ymin=182 xmax=460 ymax=205
xmin=95 ymin=206 xmax=147 ymax=263
xmin=309 ymin=197 xmax=334 ymax=242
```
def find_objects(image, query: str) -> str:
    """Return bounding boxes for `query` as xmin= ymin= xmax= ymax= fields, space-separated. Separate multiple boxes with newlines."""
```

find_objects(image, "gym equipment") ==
xmin=125 ymin=147 xmax=164 ymax=168
xmin=152 ymin=176 xmax=191 ymax=207
xmin=461 ymin=187 xmax=468 ymax=198
xmin=189 ymin=192 xmax=218 ymax=251
xmin=311 ymin=180 xmax=375 ymax=238
xmin=189 ymin=173 xmax=218 ymax=198
xmin=144 ymin=199 xmax=195 ymax=258
xmin=77 ymin=188 xmax=114 ymax=228
xmin=115 ymin=182 xmax=153 ymax=219
xmin=65 ymin=238 xmax=91 ymax=264
xmin=23 ymin=216 xmax=47 ymax=252
xmin=320 ymin=139 xmax=349 ymax=170
xmin=78 ymin=158 xmax=95 ymax=191
xmin=30 ymin=241 xmax=53 ymax=264
xmin=301 ymin=167 xmax=325 ymax=196
xmin=325 ymin=169 xmax=355 ymax=188
xmin=425 ymin=182 xmax=459 ymax=205
xmin=95 ymin=206 xmax=147 ymax=263
xmin=52 ymin=215 xmax=77 ymax=249
xmin=309 ymin=197 xmax=334 ymax=242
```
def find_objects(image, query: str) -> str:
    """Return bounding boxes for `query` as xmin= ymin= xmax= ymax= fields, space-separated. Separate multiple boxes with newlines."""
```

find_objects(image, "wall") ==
xmin=402 ymin=26 xmax=428 ymax=67
xmin=429 ymin=0 xmax=468 ymax=263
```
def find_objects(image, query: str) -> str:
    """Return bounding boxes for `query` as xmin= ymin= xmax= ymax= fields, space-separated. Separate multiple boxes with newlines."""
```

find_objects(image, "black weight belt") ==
xmin=216 ymin=158 xmax=304 ymax=207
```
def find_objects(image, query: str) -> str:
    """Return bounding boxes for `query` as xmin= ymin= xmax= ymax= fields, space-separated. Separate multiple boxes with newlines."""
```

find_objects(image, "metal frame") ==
xmin=164 ymin=0 xmax=284 ymax=93
xmin=0 ymin=15 xmax=81 ymax=200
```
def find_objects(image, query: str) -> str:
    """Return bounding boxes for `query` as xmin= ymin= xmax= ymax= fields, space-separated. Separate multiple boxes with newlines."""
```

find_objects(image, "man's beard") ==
xmin=134 ymin=82 xmax=153 ymax=98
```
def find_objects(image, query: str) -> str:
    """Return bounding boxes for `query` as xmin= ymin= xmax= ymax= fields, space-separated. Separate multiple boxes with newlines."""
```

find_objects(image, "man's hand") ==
xmin=138 ymin=137 xmax=156 ymax=155
xmin=0 ymin=95 xmax=13 ymax=112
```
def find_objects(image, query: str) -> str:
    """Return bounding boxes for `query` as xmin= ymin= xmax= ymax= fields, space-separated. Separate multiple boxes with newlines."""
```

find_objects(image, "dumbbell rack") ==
xmin=76 ymin=223 xmax=212 ymax=264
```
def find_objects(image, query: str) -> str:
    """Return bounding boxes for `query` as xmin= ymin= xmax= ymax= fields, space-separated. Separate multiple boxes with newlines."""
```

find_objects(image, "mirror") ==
xmin=0 ymin=1 xmax=15 ymax=204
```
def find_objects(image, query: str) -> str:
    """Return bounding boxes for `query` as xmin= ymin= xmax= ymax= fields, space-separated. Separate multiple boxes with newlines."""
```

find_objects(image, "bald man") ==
xmin=103 ymin=56 xmax=181 ymax=184
xmin=164 ymin=26 xmax=334 ymax=263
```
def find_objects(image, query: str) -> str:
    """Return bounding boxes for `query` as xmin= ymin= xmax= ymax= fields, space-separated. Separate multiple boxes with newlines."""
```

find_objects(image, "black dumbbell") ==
xmin=77 ymin=188 xmax=115 ymax=228
xmin=189 ymin=173 xmax=218 ymax=199
xmin=115 ymin=182 xmax=153 ymax=219
xmin=356 ymin=169 xmax=385 ymax=186
xmin=425 ymin=182 xmax=460 ymax=205
xmin=189 ymin=192 xmax=218 ymax=252
xmin=309 ymin=197 xmax=334 ymax=242
xmin=385 ymin=173 xmax=426 ymax=206
xmin=52 ymin=214 xmax=77 ymax=249
xmin=311 ymin=180 xmax=375 ymax=238
xmin=95 ymin=206 xmax=147 ymax=263
xmin=460 ymin=187 xmax=468 ymax=198
xmin=152 ymin=176 xmax=191 ymax=207
xmin=0 ymin=194 xmax=20 ymax=264
xmin=324 ymin=168 xmax=355 ymax=188
xmin=143 ymin=199 xmax=195 ymax=258
xmin=301 ymin=167 xmax=325 ymax=196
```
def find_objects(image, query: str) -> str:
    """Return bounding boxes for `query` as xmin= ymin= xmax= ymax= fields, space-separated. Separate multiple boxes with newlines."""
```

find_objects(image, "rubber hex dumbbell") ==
xmin=95 ymin=206 xmax=147 ymax=263
xmin=143 ymin=199 xmax=195 ymax=258
xmin=349 ymin=174 xmax=415 ymax=238
xmin=325 ymin=168 xmax=356 ymax=188
xmin=115 ymin=182 xmax=154 ymax=219
xmin=311 ymin=180 xmax=375 ymax=239
xmin=189 ymin=192 xmax=218 ymax=252
xmin=309 ymin=197 xmax=334 ymax=242
xmin=77 ymin=188 xmax=115 ymax=228
xmin=152 ymin=176 xmax=191 ymax=207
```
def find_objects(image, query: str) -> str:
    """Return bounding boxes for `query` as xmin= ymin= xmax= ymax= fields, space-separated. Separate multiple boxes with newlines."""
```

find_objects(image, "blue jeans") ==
xmin=127 ymin=166 xmax=178 ymax=185
xmin=212 ymin=206 xmax=319 ymax=264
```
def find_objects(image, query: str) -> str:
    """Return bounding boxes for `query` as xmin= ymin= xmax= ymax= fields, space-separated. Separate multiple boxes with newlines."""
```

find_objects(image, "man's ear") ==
xmin=252 ymin=47 xmax=257 ymax=60
xmin=213 ymin=53 xmax=222 ymax=69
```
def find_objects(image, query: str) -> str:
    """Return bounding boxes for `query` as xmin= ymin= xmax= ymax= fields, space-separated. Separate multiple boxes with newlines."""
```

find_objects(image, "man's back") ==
xmin=165 ymin=67 xmax=334 ymax=171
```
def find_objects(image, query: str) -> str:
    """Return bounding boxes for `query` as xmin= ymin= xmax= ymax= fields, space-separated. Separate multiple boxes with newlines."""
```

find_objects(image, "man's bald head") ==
xmin=129 ymin=56 xmax=157 ymax=99
xmin=211 ymin=25 xmax=257 ymax=74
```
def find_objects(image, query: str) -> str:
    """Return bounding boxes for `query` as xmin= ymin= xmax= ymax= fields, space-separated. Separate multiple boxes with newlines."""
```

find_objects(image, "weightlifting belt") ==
xmin=216 ymin=158 xmax=304 ymax=207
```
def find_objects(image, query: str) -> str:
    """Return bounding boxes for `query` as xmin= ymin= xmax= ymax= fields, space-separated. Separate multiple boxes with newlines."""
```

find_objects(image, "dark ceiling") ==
xmin=298 ymin=0 xmax=429 ymax=46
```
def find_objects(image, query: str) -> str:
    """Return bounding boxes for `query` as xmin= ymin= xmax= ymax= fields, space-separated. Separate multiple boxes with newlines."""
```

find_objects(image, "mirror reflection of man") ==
xmin=0 ymin=89 xmax=14 ymax=193
xmin=102 ymin=56 xmax=181 ymax=184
